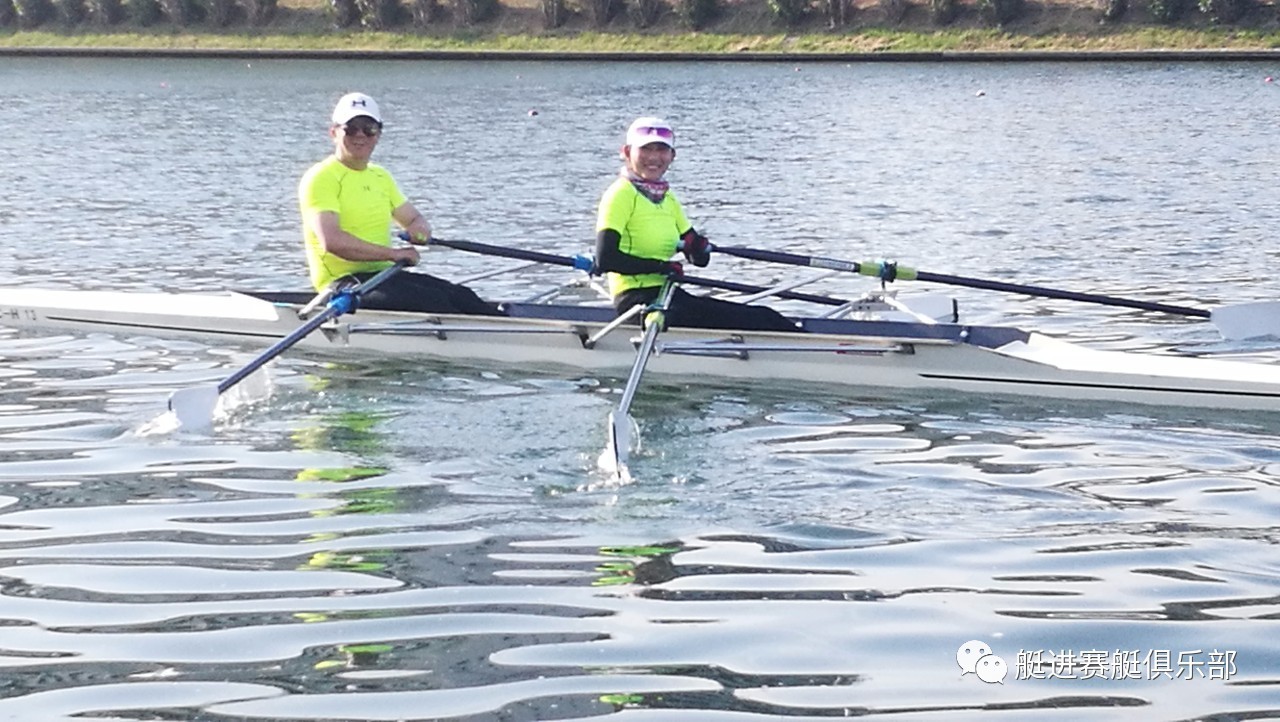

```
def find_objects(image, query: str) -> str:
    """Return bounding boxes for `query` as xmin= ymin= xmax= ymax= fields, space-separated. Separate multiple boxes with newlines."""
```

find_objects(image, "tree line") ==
xmin=0 ymin=0 xmax=1257 ymax=35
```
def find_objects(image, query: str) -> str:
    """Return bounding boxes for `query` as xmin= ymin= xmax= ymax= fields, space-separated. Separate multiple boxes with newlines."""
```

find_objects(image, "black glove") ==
xmin=664 ymin=261 xmax=684 ymax=279
xmin=682 ymin=232 xmax=711 ymax=267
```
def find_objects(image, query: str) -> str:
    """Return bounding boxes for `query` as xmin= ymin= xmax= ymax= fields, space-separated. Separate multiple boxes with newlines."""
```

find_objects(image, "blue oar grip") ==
xmin=329 ymin=289 xmax=358 ymax=315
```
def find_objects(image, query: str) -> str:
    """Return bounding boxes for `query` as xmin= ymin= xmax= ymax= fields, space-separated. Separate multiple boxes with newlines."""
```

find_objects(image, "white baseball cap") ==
xmin=332 ymin=92 xmax=382 ymax=125
xmin=625 ymin=117 xmax=674 ymax=149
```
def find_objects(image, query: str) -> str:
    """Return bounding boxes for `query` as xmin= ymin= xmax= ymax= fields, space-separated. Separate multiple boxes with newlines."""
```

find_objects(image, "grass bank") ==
xmin=4 ymin=0 xmax=1280 ymax=54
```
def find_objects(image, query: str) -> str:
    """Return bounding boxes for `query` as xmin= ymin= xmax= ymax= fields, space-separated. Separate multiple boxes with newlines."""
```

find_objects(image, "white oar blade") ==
xmin=600 ymin=410 xmax=634 ymax=480
xmin=168 ymin=385 xmax=221 ymax=431
xmin=1211 ymin=302 xmax=1280 ymax=341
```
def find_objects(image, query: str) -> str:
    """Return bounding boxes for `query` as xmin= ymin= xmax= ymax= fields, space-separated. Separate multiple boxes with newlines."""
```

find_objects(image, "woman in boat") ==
xmin=299 ymin=92 xmax=503 ymax=316
xmin=594 ymin=117 xmax=801 ymax=333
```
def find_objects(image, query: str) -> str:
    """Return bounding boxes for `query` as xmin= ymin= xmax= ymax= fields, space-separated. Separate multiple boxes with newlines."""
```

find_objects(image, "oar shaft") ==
xmin=690 ymin=275 xmax=842 ymax=307
xmin=617 ymin=319 xmax=663 ymax=416
xmin=217 ymin=261 xmax=405 ymax=393
xmin=717 ymin=245 xmax=870 ymax=275
xmin=430 ymin=238 xmax=847 ymax=308
xmin=432 ymin=238 xmax=587 ymax=270
xmin=616 ymin=285 xmax=675 ymax=417
xmin=606 ymin=280 xmax=677 ymax=478
xmin=910 ymin=270 xmax=1211 ymax=319
xmin=715 ymin=245 xmax=1213 ymax=320
xmin=218 ymin=305 xmax=337 ymax=393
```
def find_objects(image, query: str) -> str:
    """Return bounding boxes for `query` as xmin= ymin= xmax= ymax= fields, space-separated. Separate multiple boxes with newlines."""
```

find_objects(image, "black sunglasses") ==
xmin=340 ymin=120 xmax=383 ymax=137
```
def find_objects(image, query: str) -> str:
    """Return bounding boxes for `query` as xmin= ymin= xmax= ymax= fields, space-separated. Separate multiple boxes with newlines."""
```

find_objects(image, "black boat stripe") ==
xmin=42 ymin=315 xmax=287 ymax=340
xmin=920 ymin=373 xmax=1280 ymax=399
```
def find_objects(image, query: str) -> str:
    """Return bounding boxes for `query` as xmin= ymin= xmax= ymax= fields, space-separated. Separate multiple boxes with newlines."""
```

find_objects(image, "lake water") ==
xmin=1 ymin=56 xmax=1279 ymax=720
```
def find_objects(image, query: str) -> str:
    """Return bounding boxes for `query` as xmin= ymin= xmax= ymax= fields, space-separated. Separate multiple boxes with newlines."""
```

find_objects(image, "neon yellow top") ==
xmin=298 ymin=156 xmax=407 ymax=291
xmin=595 ymin=177 xmax=691 ymax=296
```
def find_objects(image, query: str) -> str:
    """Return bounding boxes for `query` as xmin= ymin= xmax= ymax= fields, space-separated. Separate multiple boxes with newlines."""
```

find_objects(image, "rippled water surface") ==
xmin=2 ymin=57 xmax=1280 ymax=720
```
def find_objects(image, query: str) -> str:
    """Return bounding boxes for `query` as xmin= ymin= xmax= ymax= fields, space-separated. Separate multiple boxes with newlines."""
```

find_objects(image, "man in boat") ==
xmin=594 ymin=117 xmax=800 ymax=333
xmin=299 ymin=92 xmax=503 ymax=315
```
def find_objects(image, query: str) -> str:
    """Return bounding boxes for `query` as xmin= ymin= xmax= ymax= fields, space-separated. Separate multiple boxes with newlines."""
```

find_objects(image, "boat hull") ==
xmin=3 ymin=287 xmax=1280 ymax=412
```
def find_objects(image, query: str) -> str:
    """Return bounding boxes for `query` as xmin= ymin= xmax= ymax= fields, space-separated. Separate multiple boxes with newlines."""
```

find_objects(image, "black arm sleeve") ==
xmin=595 ymin=229 xmax=672 ymax=275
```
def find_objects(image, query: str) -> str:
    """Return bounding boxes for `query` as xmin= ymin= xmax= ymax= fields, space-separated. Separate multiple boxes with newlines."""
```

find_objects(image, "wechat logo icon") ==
xmin=958 ymin=640 xmax=1007 ymax=684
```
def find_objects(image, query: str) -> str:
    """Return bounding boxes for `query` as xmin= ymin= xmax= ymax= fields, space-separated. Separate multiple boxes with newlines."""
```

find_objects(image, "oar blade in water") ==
xmin=162 ymin=261 xmax=405 ymax=432
xmin=600 ymin=410 xmax=634 ymax=480
xmin=168 ymin=385 xmax=221 ymax=431
xmin=1210 ymin=302 xmax=1280 ymax=341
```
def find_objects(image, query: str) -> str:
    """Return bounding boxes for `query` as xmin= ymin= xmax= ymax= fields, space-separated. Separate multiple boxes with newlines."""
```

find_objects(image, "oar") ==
xmin=425 ymin=237 xmax=849 ymax=308
xmin=168 ymin=261 xmax=406 ymax=429
xmin=602 ymin=279 xmax=677 ymax=482
xmin=714 ymin=245 xmax=1280 ymax=340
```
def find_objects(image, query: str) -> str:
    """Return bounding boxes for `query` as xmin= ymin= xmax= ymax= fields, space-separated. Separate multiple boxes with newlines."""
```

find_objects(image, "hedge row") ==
xmin=0 ymin=0 xmax=276 ymax=26
xmin=341 ymin=0 xmax=721 ymax=28
xmin=0 ymin=0 xmax=1257 ymax=32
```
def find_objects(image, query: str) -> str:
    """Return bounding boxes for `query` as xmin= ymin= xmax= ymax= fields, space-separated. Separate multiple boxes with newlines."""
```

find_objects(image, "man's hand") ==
xmin=391 ymin=246 xmax=420 ymax=266
xmin=405 ymin=219 xmax=432 ymax=246
xmin=395 ymin=204 xmax=432 ymax=245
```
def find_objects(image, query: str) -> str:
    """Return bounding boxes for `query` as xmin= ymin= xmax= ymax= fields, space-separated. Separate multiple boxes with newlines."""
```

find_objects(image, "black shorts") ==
xmin=614 ymin=286 xmax=799 ymax=333
xmin=337 ymin=271 xmax=505 ymax=316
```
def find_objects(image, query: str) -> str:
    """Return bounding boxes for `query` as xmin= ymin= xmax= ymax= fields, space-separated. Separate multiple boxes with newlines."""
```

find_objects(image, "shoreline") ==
xmin=5 ymin=45 xmax=1280 ymax=59
xmin=6 ymin=0 xmax=1280 ymax=59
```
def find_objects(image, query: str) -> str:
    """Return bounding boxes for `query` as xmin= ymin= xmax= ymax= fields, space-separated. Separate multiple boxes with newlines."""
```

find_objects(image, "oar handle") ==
xmin=216 ymin=261 xmax=406 ymax=394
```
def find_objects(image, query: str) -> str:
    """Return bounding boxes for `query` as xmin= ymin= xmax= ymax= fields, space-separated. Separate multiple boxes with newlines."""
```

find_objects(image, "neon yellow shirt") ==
xmin=299 ymin=156 xmax=407 ymax=291
xmin=596 ymin=177 xmax=691 ymax=296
